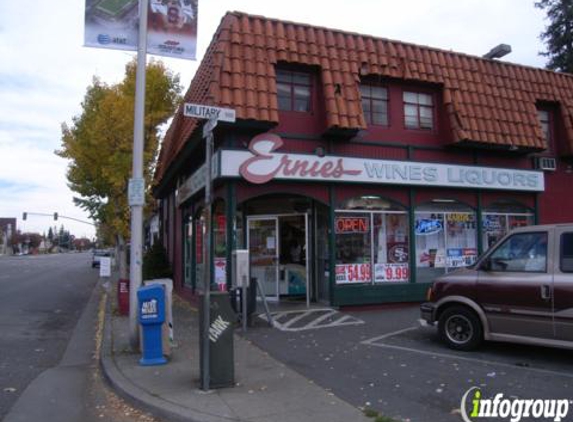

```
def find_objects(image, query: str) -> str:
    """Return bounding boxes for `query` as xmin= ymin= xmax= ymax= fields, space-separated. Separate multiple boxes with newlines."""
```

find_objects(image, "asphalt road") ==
xmin=0 ymin=253 xmax=158 ymax=422
xmin=246 ymin=304 xmax=573 ymax=422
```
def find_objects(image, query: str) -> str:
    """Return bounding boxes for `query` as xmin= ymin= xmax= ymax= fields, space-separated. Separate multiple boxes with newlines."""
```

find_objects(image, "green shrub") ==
xmin=142 ymin=243 xmax=173 ymax=280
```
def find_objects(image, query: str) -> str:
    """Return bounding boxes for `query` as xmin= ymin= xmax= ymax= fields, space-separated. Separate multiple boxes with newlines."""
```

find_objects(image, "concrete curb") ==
xmin=99 ymin=287 xmax=202 ymax=422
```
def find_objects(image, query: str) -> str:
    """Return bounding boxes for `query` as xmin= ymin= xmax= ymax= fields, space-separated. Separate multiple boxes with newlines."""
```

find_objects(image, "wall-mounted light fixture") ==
xmin=431 ymin=199 xmax=456 ymax=203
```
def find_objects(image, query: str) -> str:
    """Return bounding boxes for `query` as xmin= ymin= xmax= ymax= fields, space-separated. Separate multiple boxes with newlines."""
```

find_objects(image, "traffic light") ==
xmin=22 ymin=212 xmax=27 ymax=220
xmin=54 ymin=212 xmax=58 ymax=221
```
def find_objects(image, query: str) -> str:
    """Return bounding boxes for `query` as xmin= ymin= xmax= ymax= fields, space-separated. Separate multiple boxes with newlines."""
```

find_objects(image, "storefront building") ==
xmin=154 ymin=12 xmax=573 ymax=306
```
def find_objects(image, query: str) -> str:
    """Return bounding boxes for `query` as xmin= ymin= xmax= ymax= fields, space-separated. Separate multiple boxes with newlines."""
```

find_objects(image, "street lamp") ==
xmin=482 ymin=44 xmax=512 ymax=59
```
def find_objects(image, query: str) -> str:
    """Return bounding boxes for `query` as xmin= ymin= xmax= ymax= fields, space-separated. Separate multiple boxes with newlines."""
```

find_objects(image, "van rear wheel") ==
xmin=438 ymin=306 xmax=482 ymax=351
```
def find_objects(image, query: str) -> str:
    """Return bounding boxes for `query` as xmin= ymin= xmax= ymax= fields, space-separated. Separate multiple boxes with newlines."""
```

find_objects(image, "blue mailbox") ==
xmin=138 ymin=284 xmax=167 ymax=366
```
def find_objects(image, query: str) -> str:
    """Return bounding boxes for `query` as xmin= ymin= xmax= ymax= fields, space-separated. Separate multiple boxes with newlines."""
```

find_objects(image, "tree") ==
xmin=57 ymin=59 xmax=181 ymax=278
xmin=536 ymin=0 xmax=573 ymax=73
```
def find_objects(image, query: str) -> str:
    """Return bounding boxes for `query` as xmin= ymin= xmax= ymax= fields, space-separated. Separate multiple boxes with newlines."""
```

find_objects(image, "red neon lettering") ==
xmin=239 ymin=134 xmax=362 ymax=184
xmin=335 ymin=217 xmax=369 ymax=233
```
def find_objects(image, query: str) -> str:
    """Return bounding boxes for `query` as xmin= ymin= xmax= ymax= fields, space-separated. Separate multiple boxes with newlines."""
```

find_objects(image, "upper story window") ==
xmin=360 ymin=84 xmax=389 ymax=126
xmin=403 ymin=91 xmax=434 ymax=130
xmin=537 ymin=108 xmax=552 ymax=147
xmin=277 ymin=70 xmax=312 ymax=112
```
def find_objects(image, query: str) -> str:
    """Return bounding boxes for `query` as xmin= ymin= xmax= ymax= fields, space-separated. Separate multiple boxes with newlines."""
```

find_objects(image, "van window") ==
xmin=488 ymin=232 xmax=548 ymax=273
xmin=560 ymin=232 xmax=573 ymax=273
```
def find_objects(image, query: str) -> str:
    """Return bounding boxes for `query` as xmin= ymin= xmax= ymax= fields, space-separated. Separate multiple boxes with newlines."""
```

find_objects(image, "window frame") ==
xmin=334 ymin=209 xmax=409 ymax=285
xmin=486 ymin=231 xmax=548 ymax=274
xmin=360 ymin=83 xmax=390 ymax=127
xmin=560 ymin=232 xmax=573 ymax=273
xmin=276 ymin=69 xmax=313 ymax=113
xmin=403 ymin=90 xmax=436 ymax=131
xmin=537 ymin=106 xmax=554 ymax=152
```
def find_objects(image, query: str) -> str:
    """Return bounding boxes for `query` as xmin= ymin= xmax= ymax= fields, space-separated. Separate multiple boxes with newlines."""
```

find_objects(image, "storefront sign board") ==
xmin=177 ymin=154 xmax=219 ymax=206
xmin=218 ymin=134 xmax=544 ymax=192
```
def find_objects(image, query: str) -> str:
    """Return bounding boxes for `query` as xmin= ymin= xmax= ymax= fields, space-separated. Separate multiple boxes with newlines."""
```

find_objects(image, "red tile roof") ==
xmin=156 ymin=11 xmax=573 ymax=182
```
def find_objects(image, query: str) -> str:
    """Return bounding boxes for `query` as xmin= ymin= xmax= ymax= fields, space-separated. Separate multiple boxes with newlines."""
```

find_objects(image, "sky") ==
xmin=0 ymin=0 xmax=550 ymax=240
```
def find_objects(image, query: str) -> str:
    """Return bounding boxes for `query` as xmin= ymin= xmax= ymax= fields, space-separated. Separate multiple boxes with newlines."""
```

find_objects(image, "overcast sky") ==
xmin=0 ymin=0 xmax=549 ymax=239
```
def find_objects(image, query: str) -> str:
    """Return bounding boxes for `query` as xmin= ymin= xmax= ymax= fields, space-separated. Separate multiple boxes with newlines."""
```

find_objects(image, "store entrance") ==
xmin=247 ymin=214 xmax=309 ymax=304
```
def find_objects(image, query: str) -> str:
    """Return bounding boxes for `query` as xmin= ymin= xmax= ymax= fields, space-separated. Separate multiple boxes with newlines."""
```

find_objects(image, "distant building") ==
xmin=0 ymin=218 xmax=17 ymax=255
xmin=154 ymin=12 xmax=573 ymax=306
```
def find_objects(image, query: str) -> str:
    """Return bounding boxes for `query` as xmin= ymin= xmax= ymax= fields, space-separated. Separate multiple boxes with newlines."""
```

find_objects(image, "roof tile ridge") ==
xmin=226 ymin=10 xmax=573 ymax=81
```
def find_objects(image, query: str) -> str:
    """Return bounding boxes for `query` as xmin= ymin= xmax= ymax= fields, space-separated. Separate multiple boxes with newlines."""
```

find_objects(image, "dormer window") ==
xmin=537 ymin=108 xmax=551 ymax=143
xmin=360 ymin=84 xmax=389 ymax=126
xmin=277 ymin=70 xmax=312 ymax=112
xmin=403 ymin=91 xmax=434 ymax=130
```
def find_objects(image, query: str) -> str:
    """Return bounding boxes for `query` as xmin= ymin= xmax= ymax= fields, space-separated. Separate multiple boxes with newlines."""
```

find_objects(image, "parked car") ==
xmin=92 ymin=249 xmax=111 ymax=268
xmin=421 ymin=224 xmax=573 ymax=351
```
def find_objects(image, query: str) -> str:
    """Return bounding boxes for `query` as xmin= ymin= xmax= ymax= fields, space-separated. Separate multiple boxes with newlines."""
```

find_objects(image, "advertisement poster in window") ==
xmin=195 ymin=220 xmax=203 ymax=264
xmin=509 ymin=215 xmax=531 ymax=229
xmin=335 ymin=263 xmax=371 ymax=284
xmin=374 ymin=263 xmax=409 ymax=282
xmin=483 ymin=215 xmax=505 ymax=248
xmin=418 ymin=248 xmax=446 ymax=268
xmin=214 ymin=258 xmax=227 ymax=291
xmin=375 ymin=242 xmax=409 ymax=282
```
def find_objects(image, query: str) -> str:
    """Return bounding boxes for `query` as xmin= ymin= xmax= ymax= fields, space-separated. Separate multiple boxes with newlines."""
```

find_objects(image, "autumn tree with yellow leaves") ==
xmin=57 ymin=59 xmax=181 ymax=278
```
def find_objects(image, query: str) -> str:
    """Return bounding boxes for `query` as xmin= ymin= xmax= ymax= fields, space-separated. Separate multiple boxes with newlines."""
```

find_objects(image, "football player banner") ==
xmin=84 ymin=0 xmax=197 ymax=60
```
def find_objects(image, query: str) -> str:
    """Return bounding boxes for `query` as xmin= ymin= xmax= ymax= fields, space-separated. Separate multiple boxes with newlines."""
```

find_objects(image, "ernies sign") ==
xmin=218 ymin=134 xmax=545 ymax=192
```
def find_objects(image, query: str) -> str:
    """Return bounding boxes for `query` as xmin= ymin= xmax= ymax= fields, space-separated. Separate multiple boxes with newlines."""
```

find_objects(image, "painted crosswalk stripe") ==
xmin=259 ymin=309 xmax=364 ymax=332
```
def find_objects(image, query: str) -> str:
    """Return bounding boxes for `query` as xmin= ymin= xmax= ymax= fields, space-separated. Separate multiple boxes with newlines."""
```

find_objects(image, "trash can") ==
xmin=138 ymin=284 xmax=167 ymax=366
xmin=199 ymin=291 xmax=235 ymax=388
xmin=231 ymin=277 xmax=257 ymax=323
xmin=117 ymin=278 xmax=129 ymax=316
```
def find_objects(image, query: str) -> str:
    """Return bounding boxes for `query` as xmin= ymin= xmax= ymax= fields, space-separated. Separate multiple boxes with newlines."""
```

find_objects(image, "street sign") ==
xmin=128 ymin=177 xmax=145 ymax=206
xmin=100 ymin=257 xmax=111 ymax=278
xmin=184 ymin=103 xmax=236 ymax=123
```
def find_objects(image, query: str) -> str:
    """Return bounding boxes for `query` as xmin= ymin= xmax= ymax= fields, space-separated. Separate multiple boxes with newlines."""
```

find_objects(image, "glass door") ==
xmin=247 ymin=217 xmax=280 ymax=301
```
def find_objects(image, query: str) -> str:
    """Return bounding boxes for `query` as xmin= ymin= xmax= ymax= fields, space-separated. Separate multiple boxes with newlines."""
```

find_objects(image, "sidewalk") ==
xmin=100 ymin=283 xmax=370 ymax=422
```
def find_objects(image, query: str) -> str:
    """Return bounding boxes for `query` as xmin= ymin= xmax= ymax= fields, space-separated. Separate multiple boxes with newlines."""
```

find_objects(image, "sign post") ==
xmin=129 ymin=0 xmax=149 ymax=351
xmin=201 ymin=116 xmax=215 ymax=391
xmin=184 ymin=104 xmax=235 ymax=391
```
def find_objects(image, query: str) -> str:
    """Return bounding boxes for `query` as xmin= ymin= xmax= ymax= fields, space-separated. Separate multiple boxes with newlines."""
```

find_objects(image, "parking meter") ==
xmin=138 ymin=284 xmax=167 ymax=366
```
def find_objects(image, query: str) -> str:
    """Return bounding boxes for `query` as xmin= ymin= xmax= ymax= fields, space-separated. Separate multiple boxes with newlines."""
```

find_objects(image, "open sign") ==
xmin=335 ymin=216 xmax=369 ymax=234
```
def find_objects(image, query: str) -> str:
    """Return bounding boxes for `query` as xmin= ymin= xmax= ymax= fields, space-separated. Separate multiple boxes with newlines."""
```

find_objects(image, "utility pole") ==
xmin=129 ymin=0 xmax=149 ymax=350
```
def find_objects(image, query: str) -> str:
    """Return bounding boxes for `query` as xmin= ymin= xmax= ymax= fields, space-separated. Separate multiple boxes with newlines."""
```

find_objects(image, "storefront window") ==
xmin=335 ymin=196 xmax=408 ymax=285
xmin=373 ymin=213 xmax=409 ymax=282
xmin=415 ymin=203 xmax=477 ymax=284
xmin=213 ymin=200 xmax=227 ymax=291
xmin=184 ymin=215 xmax=193 ymax=288
xmin=195 ymin=210 xmax=204 ymax=293
xmin=482 ymin=202 xmax=534 ymax=250
xmin=335 ymin=213 xmax=372 ymax=284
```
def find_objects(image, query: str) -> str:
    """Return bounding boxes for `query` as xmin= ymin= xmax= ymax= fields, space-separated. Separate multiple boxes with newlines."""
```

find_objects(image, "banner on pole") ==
xmin=84 ymin=0 xmax=198 ymax=60
xmin=148 ymin=0 xmax=198 ymax=59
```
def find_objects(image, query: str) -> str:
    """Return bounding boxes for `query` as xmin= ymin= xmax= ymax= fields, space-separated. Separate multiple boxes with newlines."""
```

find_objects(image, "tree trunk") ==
xmin=117 ymin=234 xmax=128 ymax=280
